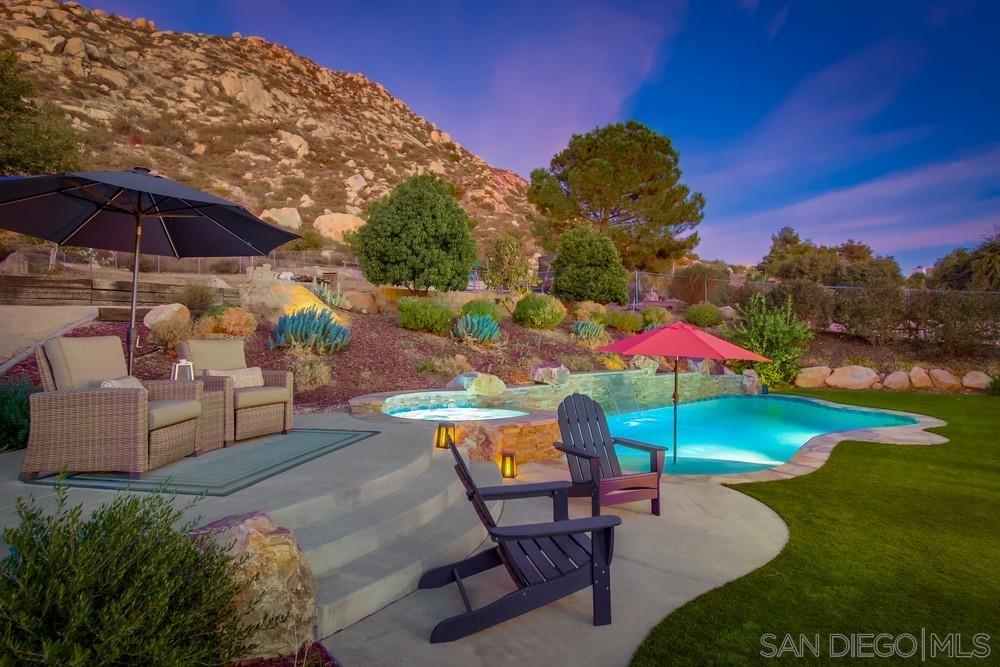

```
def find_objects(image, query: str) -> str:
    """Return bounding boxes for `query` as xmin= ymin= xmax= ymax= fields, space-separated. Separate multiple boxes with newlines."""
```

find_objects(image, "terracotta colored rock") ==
xmin=195 ymin=512 xmax=316 ymax=661
xmin=313 ymin=212 xmax=364 ymax=242
xmin=260 ymin=206 xmax=302 ymax=229
xmin=530 ymin=362 xmax=570 ymax=386
xmin=929 ymin=368 xmax=961 ymax=392
xmin=240 ymin=275 xmax=344 ymax=324
xmin=910 ymin=366 xmax=933 ymax=390
xmin=343 ymin=289 xmax=378 ymax=314
xmin=962 ymin=370 xmax=992 ymax=391
xmin=794 ymin=366 xmax=832 ymax=388
xmin=825 ymin=365 xmax=878 ymax=390
xmin=883 ymin=371 xmax=910 ymax=391
xmin=142 ymin=302 xmax=191 ymax=328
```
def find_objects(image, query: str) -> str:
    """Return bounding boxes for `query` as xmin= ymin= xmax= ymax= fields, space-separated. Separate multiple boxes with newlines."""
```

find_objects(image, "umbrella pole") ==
xmin=673 ymin=355 xmax=679 ymax=465
xmin=127 ymin=211 xmax=142 ymax=373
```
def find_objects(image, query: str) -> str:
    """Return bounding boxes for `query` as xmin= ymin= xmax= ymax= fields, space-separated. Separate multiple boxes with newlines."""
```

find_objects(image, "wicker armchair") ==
xmin=177 ymin=339 xmax=293 ymax=443
xmin=21 ymin=336 xmax=202 ymax=479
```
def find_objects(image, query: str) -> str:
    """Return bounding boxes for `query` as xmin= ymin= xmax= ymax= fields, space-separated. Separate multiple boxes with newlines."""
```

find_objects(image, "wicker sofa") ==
xmin=177 ymin=339 xmax=293 ymax=443
xmin=21 ymin=336 xmax=203 ymax=479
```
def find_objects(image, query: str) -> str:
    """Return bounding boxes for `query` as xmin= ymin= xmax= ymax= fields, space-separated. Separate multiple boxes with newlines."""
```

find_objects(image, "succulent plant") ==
xmin=269 ymin=307 xmax=351 ymax=354
xmin=309 ymin=278 xmax=347 ymax=309
xmin=571 ymin=319 xmax=606 ymax=341
xmin=454 ymin=314 xmax=501 ymax=344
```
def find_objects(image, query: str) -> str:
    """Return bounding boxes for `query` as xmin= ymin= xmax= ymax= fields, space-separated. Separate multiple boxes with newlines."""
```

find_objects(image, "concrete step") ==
xmin=315 ymin=459 xmax=502 ymax=638
xmin=297 ymin=458 xmax=465 ymax=576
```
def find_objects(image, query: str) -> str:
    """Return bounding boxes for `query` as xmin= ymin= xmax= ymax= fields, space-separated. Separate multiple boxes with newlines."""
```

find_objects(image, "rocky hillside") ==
xmin=1 ymin=0 xmax=537 ymax=255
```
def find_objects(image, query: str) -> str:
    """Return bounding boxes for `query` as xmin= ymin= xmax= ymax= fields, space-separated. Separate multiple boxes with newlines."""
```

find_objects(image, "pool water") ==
xmin=387 ymin=406 xmax=528 ymax=421
xmin=607 ymin=396 xmax=917 ymax=475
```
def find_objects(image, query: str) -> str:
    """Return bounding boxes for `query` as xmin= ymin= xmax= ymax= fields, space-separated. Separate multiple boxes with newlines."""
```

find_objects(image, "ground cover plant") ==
xmin=453 ymin=314 xmax=501 ymax=344
xmin=458 ymin=298 xmax=504 ymax=322
xmin=632 ymin=390 xmax=1000 ymax=666
xmin=604 ymin=310 xmax=643 ymax=333
xmin=683 ymin=301 xmax=723 ymax=327
xmin=512 ymin=293 xmax=566 ymax=329
xmin=269 ymin=308 xmax=351 ymax=354
xmin=0 ymin=377 xmax=37 ymax=451
xmin=397 ymin=297 xmax=454 ymax=335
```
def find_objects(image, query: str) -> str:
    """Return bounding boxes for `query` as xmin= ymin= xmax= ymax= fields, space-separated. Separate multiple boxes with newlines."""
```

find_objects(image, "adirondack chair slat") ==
xmin=504 ymin=541 xmax=545 ymax=585
xmin=552 ymin=534 xmax=590 ymax=565
xmin=520 ymin=539 xmax=561 ymax=581
xmin=569 ymin=532 xmax=593 ymax=555
xmin=534 ymin=537 xmax=576 ymax=575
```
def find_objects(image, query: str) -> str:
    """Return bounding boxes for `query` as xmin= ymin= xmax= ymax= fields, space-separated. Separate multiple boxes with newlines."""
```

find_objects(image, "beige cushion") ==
xmin=148 ymin=399 xmax=202 ymax=430
xmin=234 ymin=386 xmax=289 ymax=410
xmin=177 ymin=339 xmax=246 ymax=375
xmin=100 ymin=375 xmax=145 ymax=390
xmin=205 ymin=366 xmax=264 ymax=389
xmin=43 ymin=336 xmax=127 ymax=391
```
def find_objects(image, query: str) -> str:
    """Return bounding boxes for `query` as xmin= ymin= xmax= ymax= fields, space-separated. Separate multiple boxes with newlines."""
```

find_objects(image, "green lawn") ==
xmin=632 ymin=390 xmax=1000 ymax=666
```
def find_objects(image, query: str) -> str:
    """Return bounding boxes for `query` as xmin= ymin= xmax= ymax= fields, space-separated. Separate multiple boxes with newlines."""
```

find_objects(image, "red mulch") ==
xmin=236 ymin=642 xmax=339 ymax=667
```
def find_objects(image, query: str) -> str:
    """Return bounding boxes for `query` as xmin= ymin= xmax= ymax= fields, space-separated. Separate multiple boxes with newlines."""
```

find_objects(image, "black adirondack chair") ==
xmin=418 ymin=439 xmax=622 ymax=643
xmin=556 ymin=393 xmax=668 ymax=516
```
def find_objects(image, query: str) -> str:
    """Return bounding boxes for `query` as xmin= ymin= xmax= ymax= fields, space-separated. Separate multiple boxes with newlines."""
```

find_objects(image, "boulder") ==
xmin=277 ymin=129 xmax=309 ymax=158
xmin=63 ymin=37 xmax=87 ymax=57
xmin=12 ymin=26 xmax=65 ymax=53
xmin=962 ymin=370 xmax=992 ymax=391
xmin=219 ymin=71 xmax=274 ymax=114
xmin=871 ymin=382 xmax=883 ymax=390
xmin=909 ymin=366 xmax=934 ymax=390
xmin=240 ymin=275 xmax=343 ymax=324
xmin=929 ymin=368 xmax=961 ymax=392
xmin=344 ymin=174 xmax=367 ymax=192
xmin=91 ymin=66 xmax=128 ymax=88
xmin=446 ymin=372 xmax=506 ymax=397
xmin=825 ymin=365 xmax=878 ymax=390
xmin=530 ymin=363 xmax=570 ymax=386
xmin=142 ymin=302 xmax=191 ymax=329
xmin=629 ymin=355 xmax=660 ymax=374
xmin=343 ymin=289 xmax=378 ymax=314
xmin=883 ymin=371 xmax=911 ymax=391
xmin=719 ymin=305 xmax=738 ymax=320
xmin=194 ymin=513 xmax=316 ymax=661
xmin=0 ymin=251 xmax=29 ymax=275
xmin=742 ymin=369 xmax=762 ymax=395
xmin=313 ymin=212 xmax=363 ymax=242
xmin=794 ymin=366 xmax=832 ymax=388
xmin=260 ymin=207 xmax=302 ymax=229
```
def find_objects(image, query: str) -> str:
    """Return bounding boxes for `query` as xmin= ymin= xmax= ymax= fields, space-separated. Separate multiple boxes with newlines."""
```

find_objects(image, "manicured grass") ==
xmin=632 ymin=390 xmax=1000 ymax=665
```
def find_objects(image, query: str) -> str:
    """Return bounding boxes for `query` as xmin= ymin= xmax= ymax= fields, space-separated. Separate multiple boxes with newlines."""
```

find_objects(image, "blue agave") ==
xmin=269 ymin=307 xmax=351 ymax=354
xmin=453 ymin=314 xmax=500 ymax=344
xmin=571 ymin=320 xmax=605 ymax=340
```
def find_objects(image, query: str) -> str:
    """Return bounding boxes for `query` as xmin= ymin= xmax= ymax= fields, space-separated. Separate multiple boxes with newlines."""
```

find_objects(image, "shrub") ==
xmin=205 ymin=303 xmax=234 ymax=317
xmin=417 ymin=354 xmax=473 ymax=377
xmin=458 ymin=298 xmax=503 ymax=322
xmin=988 ymin=377 xmax=1000 ymax=397
xmin=481 ymin=235 xmax=533 ymax=292
xmin=768 ymin=280 xmax=835 ymax=330
xmin=836 ymin=283 xmax=906 ymax=346
xmin=574 ymin=301 xmax=607 ymax=323
xmin=512 ymin=293 xmax=566 ymax=329
xmin=214 ymin=306 xmax=257 ymax=337
xmin=289 ymin=347 xmax=333 ymax=390
xmin=397 ymin=297 xmax=453 ymax=335
xmin=551 ymin=227 xmax=629 ymax=305
xmin=670 ymin=263 xmax=729 ymax=305
xmin=174 ymin=281 xmax=220 ymax=312
xmin=150 ymin=319 xmax=193 ymax=353
xmin=725 ymin=293 xmax=813 ymax=386
xmin=0 ymin=378 xmax=38 ymax=451
xmin=269 ymin=307 xmax=351 ymax=354
xmin=643 ymin=322 xmax=667 ymax=332
xmin=309 ymin=278 xmax=347 ymax=309
xmin=346 ymin=174 xmax=477 ymax=291
xmin=684 ymin=302 xmax=724 ymax=327
xmin=600 ymin=354 xmax=627 ymax=370
xmin=571 ymin=320 xmax=606 ymax=341
xmin=605 ymin=310 xmax=643 ymax=333
xmin=920 ymin=291 xmax=999 ymax=355
xmin=0 ymin=488 xmax=273 ymax=664
xmin=641 ymin=306 xmax=670 ymax=326
xmin=557 ymin=354 xmax=599 ymax=372
xmin=454 ymin=314 xmax=501 ymax=344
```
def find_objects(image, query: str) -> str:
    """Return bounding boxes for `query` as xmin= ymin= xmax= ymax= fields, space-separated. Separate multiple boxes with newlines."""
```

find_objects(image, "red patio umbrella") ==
xmin=599 ymin=321 xmax=769 ymax=465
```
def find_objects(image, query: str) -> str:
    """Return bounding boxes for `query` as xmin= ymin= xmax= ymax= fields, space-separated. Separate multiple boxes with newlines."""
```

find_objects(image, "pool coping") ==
xmin=661 ymin=396 xmax=948 ymax=485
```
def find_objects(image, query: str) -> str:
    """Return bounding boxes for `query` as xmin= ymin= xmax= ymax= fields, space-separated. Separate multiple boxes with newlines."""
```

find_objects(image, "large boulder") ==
xmin=195 ymin=513 xmax=316 ymax=661
xmin=883 ymin=371 xmax=911 ymax=391
xmin=929 ymin=368 xmax=961 ymax=392
xmin=909 ymin=366 xmax=934 ymax=390
xmin=962 ymin=371 xmax=992 ymax=391
xmin=276 ymin=129 xmax=309 ymax=158
xmin=446 ymin=371 xmax=506 ymax=397
xmin=794 ymin=366 xmax=831 ymax=388
xmin=530 ymin=362 xmax=570 ymax=386
xmin=742 ymin=368 xmax=762 ymax=395
xmin=629 ymin=355 xmax=660 ymax=375
xmin=240 ymin=275 xmax=343 ymax=324
xmin=142 ymin=302 xmax=191 ymax=329
xmin=260 ymin=207 xmax=302 ymax=229
xmin=343 ymin=289 xmax=379 ymax=314
xmin=0 ymin=251 xmax=29 ymax=275
xmin=825 ymin=365 xmax=878 ymax=390
xmin=313 ymin=212 xmax=364 ymax=243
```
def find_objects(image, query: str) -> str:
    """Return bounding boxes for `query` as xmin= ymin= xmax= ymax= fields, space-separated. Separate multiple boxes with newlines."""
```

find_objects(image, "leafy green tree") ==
xmin=904 ymin=271 xmax=928 ymax=289
xmin=725 ymin=293 xmax=812 ymax=386
xmin=757 ymin=228 xmax=901 ymax=285
xmin=481 ymin=235 xmax=533 ymax=292
xmin=969 ymin=228 xmax=1000 ymax=291
xmin=527 ymin=121 xmax=704 ymax=271
xmin=0 ymin=50 xmax=80 ymax=175
xmin=346 ymin=175 xmax=477 ymax=291
xmin=551 ymin=226 xmax=629 ymax=304
xmin=928 ymin=248 xmax=974 ymax=290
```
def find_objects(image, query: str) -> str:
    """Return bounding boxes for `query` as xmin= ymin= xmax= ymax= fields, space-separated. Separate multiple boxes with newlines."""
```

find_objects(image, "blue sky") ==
xmin=92 ymin=0 xmax=999 ymax=271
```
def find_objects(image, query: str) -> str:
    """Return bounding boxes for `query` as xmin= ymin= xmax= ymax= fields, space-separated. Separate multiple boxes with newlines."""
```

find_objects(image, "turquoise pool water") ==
xmin=387 ymin=406 xmax=528 ymax=421
xmin=607 ymin=396 xmax=917 ymax=475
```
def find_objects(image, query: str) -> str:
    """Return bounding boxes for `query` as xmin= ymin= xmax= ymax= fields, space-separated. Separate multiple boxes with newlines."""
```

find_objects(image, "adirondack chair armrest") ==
xmin=488 ymin=515 xmax=621 ymax=541
xmin=478 ymin=480 xmax=572 ymax=500
xmin=554 ymin=443 xmax=600 ymax=459
xmin=612 ymin=436 xmax=668 ymax=453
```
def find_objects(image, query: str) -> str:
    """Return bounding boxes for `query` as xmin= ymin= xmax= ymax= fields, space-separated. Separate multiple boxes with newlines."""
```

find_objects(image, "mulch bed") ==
xmin=800 ymin=331 xmax=1000 ymax=376
xmin=236 ymin=642 xmax=340 ymax=667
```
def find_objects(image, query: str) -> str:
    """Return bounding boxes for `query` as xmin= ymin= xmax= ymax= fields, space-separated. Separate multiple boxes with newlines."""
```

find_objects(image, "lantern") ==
xmin=500 ymin=450 xmax=517 ymax=479
xmin=434 ymin=422 xmax=457 ymax=449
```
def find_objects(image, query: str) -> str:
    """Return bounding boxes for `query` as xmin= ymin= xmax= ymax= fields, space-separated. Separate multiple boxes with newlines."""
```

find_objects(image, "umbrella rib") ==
xmin=0 ymin=182 xmax=94 ymax=208
xmin=147 ymin=194 xmax=180 ymax=258
xmin=61 ymin=188 xmax=127 ymax=246
xmin=177 ymin=198 xmax=265 ymax=255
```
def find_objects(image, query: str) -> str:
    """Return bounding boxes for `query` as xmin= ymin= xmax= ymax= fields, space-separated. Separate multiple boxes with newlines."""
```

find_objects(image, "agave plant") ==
xmin=453 ymin=314 xmax=501 ymax=344
xmin=571 ymin=319 xmax=606 ymax=341
xmin=269 ymin=307 xmax=351 ymax=354
xmin=309 ymin=278 xmax=347 ymax=309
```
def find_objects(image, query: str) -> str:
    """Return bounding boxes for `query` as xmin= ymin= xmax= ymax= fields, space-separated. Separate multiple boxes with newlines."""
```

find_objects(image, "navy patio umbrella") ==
xmin=0 ymin=168 xmax=299 ymax=371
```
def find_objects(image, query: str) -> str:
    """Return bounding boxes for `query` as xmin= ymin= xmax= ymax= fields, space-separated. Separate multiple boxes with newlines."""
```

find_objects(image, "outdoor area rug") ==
xmin=26 ymin=428 xmax=378 ymax=496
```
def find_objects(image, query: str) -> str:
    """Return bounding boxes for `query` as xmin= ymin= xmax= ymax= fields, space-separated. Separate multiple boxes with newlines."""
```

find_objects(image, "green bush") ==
xmin=269 ymin=307 xmax=351 ymax=353
xmin=605 ymin=310 xmax=643 ymax=333
xmin=918 ymin=291 xmax=999 ymax=355
xmin=0 ymin=488 xmax=275 ymax=664
xmin=641 ymin=306 xmax=670 ymax=326
xmin=684 ymin=302 xmax=724 ymax=327
xmin=988 ymin=377 xmax=1000 ymax=397
xmin=174 ymin=281 xmax=220 ymax=312
xmin=397 ymin=297 xmax=454 ymax=335
xmin=481 ymin=235 xmax=533 ymax=292
xmin=458 ymin=298 xmax=503 ymax=322
xmin=836 ymin=283 xmax=906 ymax=346
xmin=453 ymin=314 xmax=501 ymax=344
xmin=643 ymin=322 xmax=667 ymax=332
xmin=512 ymin=293 xmax=566 ymax=329
xmin=571 ymin=320 xmax=606 ymax=341
xmin=0 ymin=378 xmax=38 ymax=451
xmin=670 ymin=263 xmax=730 ymax=305
xmin=573 ymin=300 xmax=607 ymax=323
xmin=768 ymin=280 xmax=835 ymax=330
xmin=725 ymin=293 xmax=813 ymax=386
xmin=551 ymin=227 xmax=629 ymax=305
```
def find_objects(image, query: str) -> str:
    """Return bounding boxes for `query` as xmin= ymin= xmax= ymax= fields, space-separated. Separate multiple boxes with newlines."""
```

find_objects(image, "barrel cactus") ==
xmin=571 ymin=320 xmax=606 ymax=341
xmin=269 ymin=307 xmax=351 ymax=354
xmin=454 ymin=314 xmax=501 ymax=344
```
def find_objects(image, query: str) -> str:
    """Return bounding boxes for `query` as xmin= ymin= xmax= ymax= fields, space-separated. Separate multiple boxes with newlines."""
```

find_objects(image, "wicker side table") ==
xmin=196 ymin=389 xmax=226 ymax=454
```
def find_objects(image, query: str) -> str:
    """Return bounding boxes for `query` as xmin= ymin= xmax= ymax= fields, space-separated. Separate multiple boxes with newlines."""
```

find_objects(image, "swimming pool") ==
xmin=386 ymin=406 xmax=529 ymax=421
xmin=608 ymin=395 xmax=917 ymax=475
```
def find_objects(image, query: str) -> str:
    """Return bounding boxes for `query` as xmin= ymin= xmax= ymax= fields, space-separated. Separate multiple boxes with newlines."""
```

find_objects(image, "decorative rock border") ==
xmin=664 ymin=396 xmax=947 ymax=485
